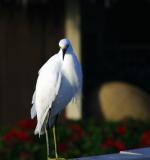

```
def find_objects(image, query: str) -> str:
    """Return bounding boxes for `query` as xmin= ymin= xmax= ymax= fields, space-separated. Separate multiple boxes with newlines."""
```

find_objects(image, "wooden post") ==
xmin=65 ymin=0 xmax=82 ymax=120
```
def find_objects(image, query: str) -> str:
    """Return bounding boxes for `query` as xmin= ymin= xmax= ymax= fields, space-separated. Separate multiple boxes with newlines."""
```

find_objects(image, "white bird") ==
xmin=31 ymin=38 xmax=82 ymax=159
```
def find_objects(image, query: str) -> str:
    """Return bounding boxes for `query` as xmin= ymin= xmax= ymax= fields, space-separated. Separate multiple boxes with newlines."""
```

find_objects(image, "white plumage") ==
xmin=31 ymin=39 xmax=82 ymax=136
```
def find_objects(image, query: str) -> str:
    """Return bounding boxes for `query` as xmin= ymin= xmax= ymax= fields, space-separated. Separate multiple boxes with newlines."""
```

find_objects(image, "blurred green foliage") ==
xmin=0 ymin=119 xmax=150 ymax=159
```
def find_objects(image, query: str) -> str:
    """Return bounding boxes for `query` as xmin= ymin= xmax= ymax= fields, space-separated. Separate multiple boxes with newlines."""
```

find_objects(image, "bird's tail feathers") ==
xmin=34 ymin=124 xmax=40 ymax=137
xmin=34 ymin=120 xmax=47 ymax=137
xmin=34 ymin=108 xmax=50 ymax=136
xmin=70 ymin=92 xmax=82 ymax=115
xmin=31 ymin=104 xmax=37 ymax=119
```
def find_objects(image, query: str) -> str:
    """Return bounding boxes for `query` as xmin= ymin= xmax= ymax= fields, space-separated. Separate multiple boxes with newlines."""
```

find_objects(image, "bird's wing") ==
xmin=71 ymin=52 xmax=83 ymax=98
xmin=31 ymin=91 xmax=37 ymax=119
xmin=31 ymin=52 xmax=63 ymax=135
xmin=49 ymin=52 xmax=82 ymax=118
xmin=31 ymin=91 xmax=35 ymax=104
xmin=69 ymin=52 xmax=82 ymax=106
xmin=31 ymin=104 xmax=36 ymax=119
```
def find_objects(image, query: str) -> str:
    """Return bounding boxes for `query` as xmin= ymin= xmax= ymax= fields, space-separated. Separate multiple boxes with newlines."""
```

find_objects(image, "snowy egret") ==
xmin=31 ymin=38 xmax=82 ymax=159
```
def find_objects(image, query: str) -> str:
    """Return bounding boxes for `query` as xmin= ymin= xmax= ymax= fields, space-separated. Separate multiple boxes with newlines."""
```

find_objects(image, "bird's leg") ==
xmin=53 ymin=125 xmax=58 ymax=159
xmin=45 ymin=126 xmax=50 ymax=159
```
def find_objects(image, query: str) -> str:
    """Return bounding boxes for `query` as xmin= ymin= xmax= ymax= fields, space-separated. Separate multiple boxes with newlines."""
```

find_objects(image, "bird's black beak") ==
xmin=62 ymin=48 xmax=66 ymax=59
xmin=62 ymin=47 xmax=68 ymax=60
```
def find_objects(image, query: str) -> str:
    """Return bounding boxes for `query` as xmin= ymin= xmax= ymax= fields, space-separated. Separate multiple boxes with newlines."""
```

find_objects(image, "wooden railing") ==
xmin=71 ymin=147 xmax=150 ymax=160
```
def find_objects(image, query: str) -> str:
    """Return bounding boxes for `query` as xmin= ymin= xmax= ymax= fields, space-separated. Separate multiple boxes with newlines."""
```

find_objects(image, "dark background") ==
xmin=82 ymin=0 xmax=150 ymax=118
xmin=0 ymin=0 xmax=65 ymax=124
xmin=1 ymin=0 xmax=150 ymax=123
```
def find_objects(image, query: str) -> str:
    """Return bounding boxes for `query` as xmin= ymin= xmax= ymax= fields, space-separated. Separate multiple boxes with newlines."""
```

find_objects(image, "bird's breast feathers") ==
xmin=62 ymin=53 xmax=82 ymax=90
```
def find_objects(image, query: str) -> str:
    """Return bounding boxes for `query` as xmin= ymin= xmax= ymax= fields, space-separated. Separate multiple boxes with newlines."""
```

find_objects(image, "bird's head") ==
xmin=59 ymin=38 xmax=72 ymax=59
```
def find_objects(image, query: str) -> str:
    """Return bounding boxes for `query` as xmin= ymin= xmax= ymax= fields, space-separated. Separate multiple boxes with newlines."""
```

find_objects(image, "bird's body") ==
xmin=31 ymin=39 xmax=82 ymax=137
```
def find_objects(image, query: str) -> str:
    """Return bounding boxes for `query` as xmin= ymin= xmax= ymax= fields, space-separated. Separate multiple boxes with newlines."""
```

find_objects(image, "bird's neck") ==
xmin=66 ymin=46 xmax=73 ymax=54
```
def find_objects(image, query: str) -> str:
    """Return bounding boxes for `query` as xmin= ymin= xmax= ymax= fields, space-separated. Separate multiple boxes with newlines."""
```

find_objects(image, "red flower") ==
xmin=2 ymin=130 xmax=16 ymax=142
xmin=101 ymin=137 xmax=126 ymax=151
xmin=101 ymin=137 xmax=114 ymax=149
xmin=69 ymin=124 xmax=85 ymax=142
xmin=20 ymin=151 xmax=30 ymax=160
xmin=117 ymin=126 xmax=126 ymax=135
xmin=18 ymin=119 xmax=36 ymax=131
xmin=140 ymin=130 xmax=150 ymax=147
xmin=69 ymin=124 xmax=83 ymax=132
xmin=14 ymin=130 xmax=31 ymax=141
xmin=104 ymin=138 xmax=114 ymax=146
xmin=2 ymin=129 xmax=31 ymax=143
xmin=69 ymin=134 xmax=82 ymax=143
xmin=113 ymin=140 xmax=126 ymax=151
xmin=58 ymin=143 xmax=67 ymax=153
